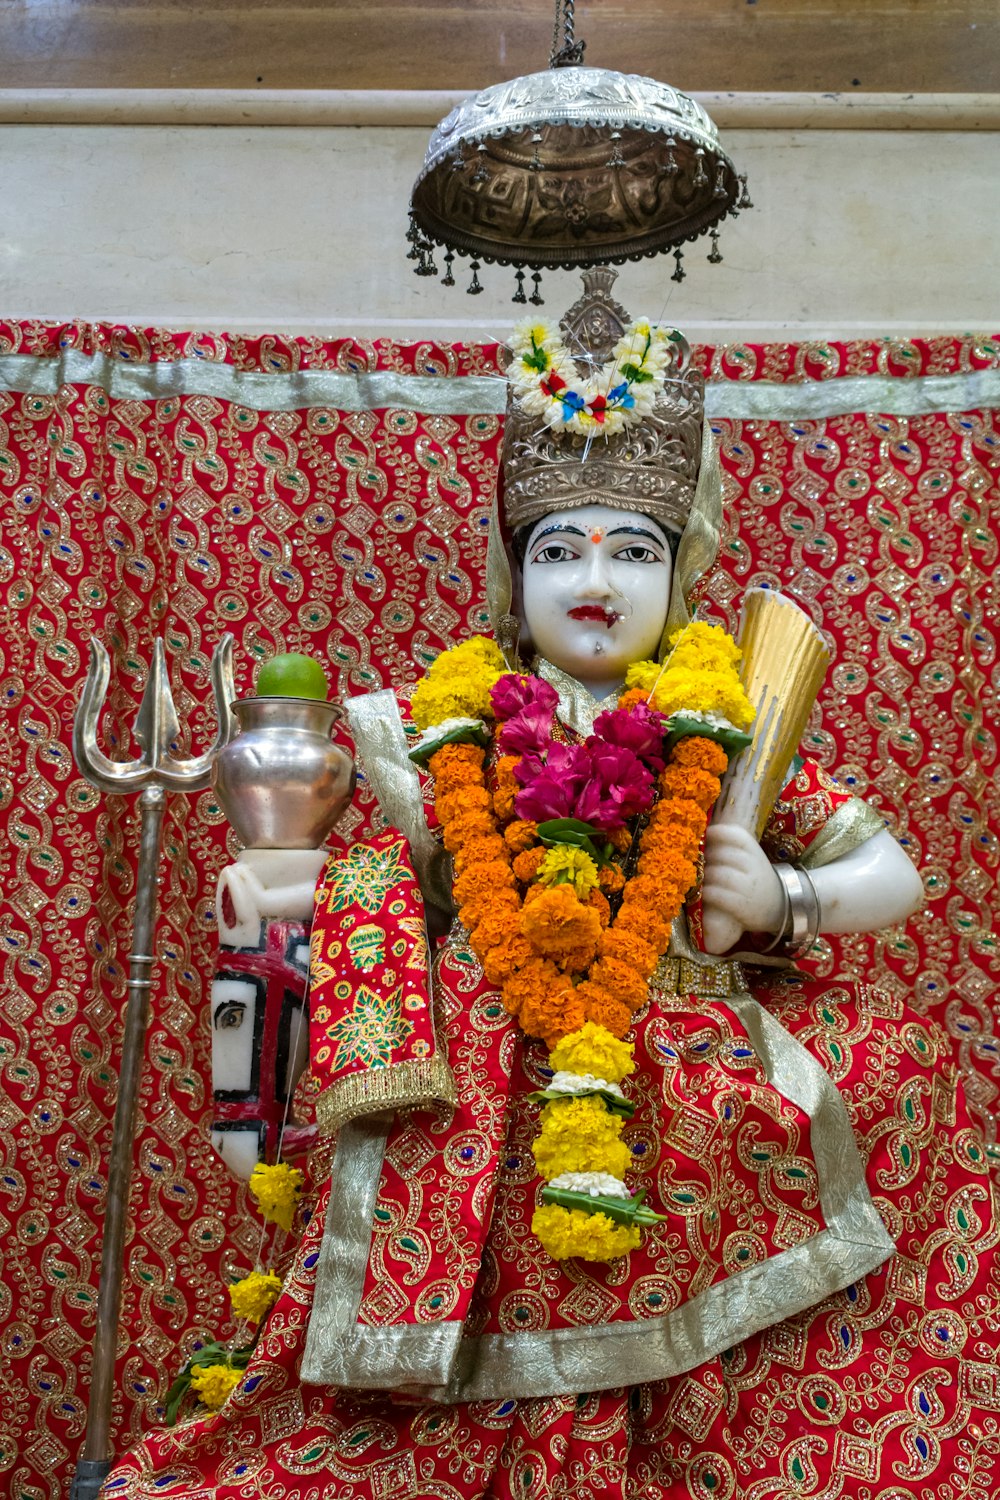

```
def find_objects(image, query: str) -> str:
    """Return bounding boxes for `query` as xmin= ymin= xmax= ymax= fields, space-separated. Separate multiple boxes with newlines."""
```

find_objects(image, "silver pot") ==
xmin=212 ymin=696 xmax=355 ymax=850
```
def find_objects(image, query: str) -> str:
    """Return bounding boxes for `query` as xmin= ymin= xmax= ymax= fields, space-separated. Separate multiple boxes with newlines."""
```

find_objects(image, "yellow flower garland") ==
xmin=625 ymin=622 xmax=755 ymax=726
xmin=532 ymin=1204 xmax=641 ymax=1261
xmin=248 ymin=1161 xmax=303 ymax=1234
xmin=189 ymin=1362 xmax=242 ymax=1411
xmin=410 ymin=635 xmax=506 ymax=729
xmin=229 ymin=1270 xmax=283 ymax=1325
xmin=532 ymin=1093 xmax=632 ymax=1181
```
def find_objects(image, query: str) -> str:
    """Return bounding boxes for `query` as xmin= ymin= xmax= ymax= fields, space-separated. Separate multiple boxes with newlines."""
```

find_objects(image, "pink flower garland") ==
xmin=489 ymin=676 xmax=669 ymax=834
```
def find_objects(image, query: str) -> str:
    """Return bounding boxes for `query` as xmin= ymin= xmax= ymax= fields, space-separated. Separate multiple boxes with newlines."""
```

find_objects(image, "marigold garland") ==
xmin=410 ymin=636 xmax=506 ymax=731
xmin=549 ymin=1022 xmax=635 ymax=1085
xmin=417 ymin=623 xmax=747 ymax=1263
xmin=625 ymin=623 xmax=755 ymax=727
xmin=229 ymin=1270 xmax=283 ymax=1325
xmin=248 ymin=1161 xmax=303 ymax=1234
xmin=530 ymin=1204 xmax=641 ymax=1261
xmin=532 ymin=1094 xmax=632 ymax=1181
xmin=188 ymin=1362 xmax=243 ymax=1411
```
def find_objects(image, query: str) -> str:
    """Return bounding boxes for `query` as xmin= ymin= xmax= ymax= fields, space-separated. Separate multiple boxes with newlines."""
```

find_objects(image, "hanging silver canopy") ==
xmin=407 ymin=0 xmax=751 ymax=301
xmin=411 ymin=66 xmax=746 ymax=273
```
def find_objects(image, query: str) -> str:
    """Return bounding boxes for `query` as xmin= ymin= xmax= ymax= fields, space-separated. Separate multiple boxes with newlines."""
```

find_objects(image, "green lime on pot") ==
xmin=256 ymin=653 xmax=329 ymax=701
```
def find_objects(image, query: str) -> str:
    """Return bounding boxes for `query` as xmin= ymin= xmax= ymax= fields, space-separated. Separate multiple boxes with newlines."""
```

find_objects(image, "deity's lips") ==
xmin=568 ymin=605 xmax=618 ymax=628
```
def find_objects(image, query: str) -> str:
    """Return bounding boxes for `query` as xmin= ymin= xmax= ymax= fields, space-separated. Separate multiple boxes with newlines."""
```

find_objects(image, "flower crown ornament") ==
xmin=509 ymin=317 xmax=687 ymax=438
xmin=409 ymin=625 xmax=754 ymax=1263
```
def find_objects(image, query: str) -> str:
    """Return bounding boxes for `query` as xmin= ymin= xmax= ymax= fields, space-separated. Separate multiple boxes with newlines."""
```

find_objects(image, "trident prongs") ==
xmin=69 ymin=631 xmax=237 ymax=1500
xmin=73 ymin=634 xmax=236 ymax=794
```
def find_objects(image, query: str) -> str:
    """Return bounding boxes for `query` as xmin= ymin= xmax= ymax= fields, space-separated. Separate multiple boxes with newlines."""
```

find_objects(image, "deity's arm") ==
xmin=792 ymin=828 xmax=924 ymax=932
xmin=701 ymin=822 xmax=923 ymax=954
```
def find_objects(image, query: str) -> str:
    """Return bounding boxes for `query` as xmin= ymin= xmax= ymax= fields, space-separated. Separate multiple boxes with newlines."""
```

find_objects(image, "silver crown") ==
xmin=501 ymin=269 xmax=705 ymax=536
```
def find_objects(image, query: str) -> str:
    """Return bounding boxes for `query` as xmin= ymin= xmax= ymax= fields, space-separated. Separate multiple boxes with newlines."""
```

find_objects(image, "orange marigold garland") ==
xmin=413 ymin=629 xmax=753 ymax=1263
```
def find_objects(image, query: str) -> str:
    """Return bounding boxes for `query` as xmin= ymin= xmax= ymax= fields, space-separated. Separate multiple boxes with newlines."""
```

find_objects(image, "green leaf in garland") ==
xmin=535 ymin=817 xmax=613 ymax=865
xmin=540 ymin=1184 xmax=667 ymax=1227
xmin=619 ymin=362 xmax=654 ymax=384
xmin=522 ymin=335 xmax=550 ymax=374
xmin=528 ymin=1085 xmax=636 ymax=1118
xmin=163 ymin=1371 xmax=193 ymax=1427
xmin=407 ymin=720 xmax=490 ymax=766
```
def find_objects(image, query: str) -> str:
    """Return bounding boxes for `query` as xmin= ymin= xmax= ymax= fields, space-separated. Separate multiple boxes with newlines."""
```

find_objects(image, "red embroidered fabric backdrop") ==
xmin=0 ymin=320 xmax=997 ymax=1497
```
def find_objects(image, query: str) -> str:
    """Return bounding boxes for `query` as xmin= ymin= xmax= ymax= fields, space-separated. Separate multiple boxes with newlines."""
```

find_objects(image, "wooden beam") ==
xmin=0 ymin=2 xmax=997 ymax=94
xmin=0 ymin=89 xmax=998 ymax=130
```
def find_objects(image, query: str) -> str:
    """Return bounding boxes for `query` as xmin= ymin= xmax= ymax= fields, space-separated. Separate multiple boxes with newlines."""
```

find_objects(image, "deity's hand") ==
xmin=218 ymin=861 xmax=270 ymax=938
xmin=701 ymin=825 xmax=786 ymax=954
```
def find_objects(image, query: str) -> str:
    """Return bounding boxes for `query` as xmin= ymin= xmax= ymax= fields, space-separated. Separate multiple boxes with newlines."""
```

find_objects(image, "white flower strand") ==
xmin=546 ymin=1071 xmax=625 ymax=1100
xmin=410 ymin=717 xmax=484 ymax=754
xmin=508 ymin=318 xmax=682 ymax=439
xmin=548 ymin=1171 xmax=632 ymax=1200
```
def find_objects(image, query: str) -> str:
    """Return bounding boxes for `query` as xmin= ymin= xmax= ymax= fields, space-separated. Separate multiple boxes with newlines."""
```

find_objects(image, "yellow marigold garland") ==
xmin=532 ymin=1094 xmax=632 ymax=1180
xmin=549 ymin=1021 xmax=636 ymax=1085
xmin=531 ymin=1204 xmax=641 ymax=1261
xmin=625 ymin=622 xmax=755 ymax=727
xmin=188 ymin=1362 xmax=243 ymax=1411
xmin=248 ymin=1161 xmax=303 ymax=1234
xmin=229 ymin=1270 xmax=283 ymax=1325
xmin=410 ymin=635 xmax=506 ymax=730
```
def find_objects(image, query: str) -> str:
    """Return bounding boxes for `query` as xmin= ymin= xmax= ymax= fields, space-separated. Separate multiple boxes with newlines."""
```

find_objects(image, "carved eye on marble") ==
xmin=214 ymin=998 xmax=247 ymax=1031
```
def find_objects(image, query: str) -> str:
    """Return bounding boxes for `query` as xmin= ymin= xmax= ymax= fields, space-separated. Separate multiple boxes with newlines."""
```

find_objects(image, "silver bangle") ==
xmin=796 ymin=864 xmax=823 ymax=957
xmin=758 ymin=868 xmax=791 ymax=954
xmin=772 ymin=863 xmax=823 ymax=959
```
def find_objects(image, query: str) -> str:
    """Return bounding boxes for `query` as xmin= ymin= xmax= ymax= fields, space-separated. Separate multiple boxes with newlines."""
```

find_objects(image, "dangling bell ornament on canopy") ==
xmin=408 ymin=0 xmax=752 ymax=302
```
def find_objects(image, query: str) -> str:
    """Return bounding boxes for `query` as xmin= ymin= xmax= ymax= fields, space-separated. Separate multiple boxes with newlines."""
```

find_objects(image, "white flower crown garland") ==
xmin=508 ymin=317 xmax=688 ymax=438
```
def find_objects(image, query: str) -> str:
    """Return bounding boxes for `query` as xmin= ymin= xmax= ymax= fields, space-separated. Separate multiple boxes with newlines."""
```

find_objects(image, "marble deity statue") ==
xmin=111 ymin=274 xmax=1000 ymax=1500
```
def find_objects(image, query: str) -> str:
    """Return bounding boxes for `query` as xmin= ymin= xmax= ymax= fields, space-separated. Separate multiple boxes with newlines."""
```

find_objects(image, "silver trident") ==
xmin=70 ymin=634 xmax=236 ymax=1500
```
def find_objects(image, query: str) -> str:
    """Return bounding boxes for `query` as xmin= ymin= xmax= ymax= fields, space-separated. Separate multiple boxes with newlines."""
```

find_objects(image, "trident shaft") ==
xmin=70 ymin=635 xmax=235 ymax=1500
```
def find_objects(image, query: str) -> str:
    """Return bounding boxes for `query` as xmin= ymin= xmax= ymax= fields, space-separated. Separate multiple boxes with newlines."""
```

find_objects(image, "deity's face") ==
xmin=520 ymin=503 xmax=673 ymax=697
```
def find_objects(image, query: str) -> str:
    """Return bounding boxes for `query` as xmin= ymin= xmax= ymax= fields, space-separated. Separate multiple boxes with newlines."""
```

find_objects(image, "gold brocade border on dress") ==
xmin=302 ymin=971 xmax=896 ymax=1401
xmin=801 ymin=797 xmax=886 ymax=869
xmin=658 ymin=954 xmax=749 ymax=998
xmin=314 ymin=1054 xmax=458 ymax=1136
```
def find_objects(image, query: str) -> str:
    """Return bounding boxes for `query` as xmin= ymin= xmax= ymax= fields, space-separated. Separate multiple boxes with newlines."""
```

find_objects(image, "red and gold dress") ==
xmin=105 ymin=699 xmax=1000 ymax=1500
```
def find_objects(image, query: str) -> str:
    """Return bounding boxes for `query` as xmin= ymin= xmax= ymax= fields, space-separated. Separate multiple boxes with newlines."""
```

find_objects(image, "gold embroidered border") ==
xmin=658 ymin=954 xmax=749 ymax=998
xmin=314 ymin=1054 xmax=458 ymax=1136
xmin=302 ymin=984 xmax=896 ymax=1401
xmin=801 ymin=796 xmax=886 ymax=869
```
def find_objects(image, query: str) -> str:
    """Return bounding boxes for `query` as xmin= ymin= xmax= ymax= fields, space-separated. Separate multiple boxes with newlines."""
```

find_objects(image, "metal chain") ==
xmin=550 ymin=0 xmax=586 ymax=68
xmin=550 ymin=0 xmax=562 ymax=66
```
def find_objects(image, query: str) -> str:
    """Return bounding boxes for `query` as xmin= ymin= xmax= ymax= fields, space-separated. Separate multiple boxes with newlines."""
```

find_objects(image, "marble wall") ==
xmin=0 ymin=120 xmax=996 ymax=341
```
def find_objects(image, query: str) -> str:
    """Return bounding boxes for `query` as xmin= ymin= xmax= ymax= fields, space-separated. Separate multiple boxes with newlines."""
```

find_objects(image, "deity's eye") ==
xmin=614 ymin=544 xmax=662 ymax=564
xmin=214 ymin=999 xmax=247 ymax=1031
xmin=531 ymin=543 xmax=579 ymax=565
